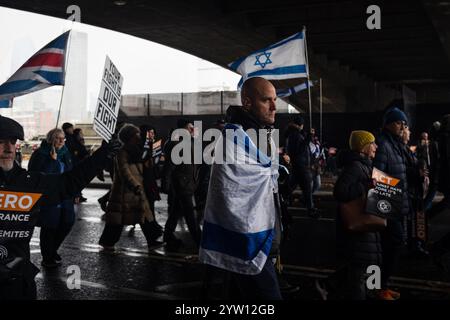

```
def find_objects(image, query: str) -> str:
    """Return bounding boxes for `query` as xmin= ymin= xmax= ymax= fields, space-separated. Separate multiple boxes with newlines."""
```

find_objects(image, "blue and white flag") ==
xmin=0 ymin=31 xmax=69 ymax=101
xmin=0 ymin=99 xmax=13 ymax=108
xmin=229 ymin=31 xmax=308 ymax=88
xmin=199 ymin=124 xmax=279 ymax=275
xmin=276 ymin=80 xmax=313 ymax=98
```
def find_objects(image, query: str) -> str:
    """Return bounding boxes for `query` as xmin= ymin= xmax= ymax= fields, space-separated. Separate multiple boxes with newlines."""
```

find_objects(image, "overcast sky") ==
xmin=0 ymin=6 xmax=241 ymax=96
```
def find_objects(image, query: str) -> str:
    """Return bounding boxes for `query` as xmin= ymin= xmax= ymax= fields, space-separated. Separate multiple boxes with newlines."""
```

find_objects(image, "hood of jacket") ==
xmin=336 ymin=149 xmax=372 ymax=169
xmin=225 ymin=105 xmax=272 ymax=131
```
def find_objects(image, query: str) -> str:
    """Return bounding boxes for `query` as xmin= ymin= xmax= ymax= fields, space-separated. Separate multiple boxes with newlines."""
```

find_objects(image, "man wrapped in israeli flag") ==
xmin=199 ymin=77 xmax=283 ymax=299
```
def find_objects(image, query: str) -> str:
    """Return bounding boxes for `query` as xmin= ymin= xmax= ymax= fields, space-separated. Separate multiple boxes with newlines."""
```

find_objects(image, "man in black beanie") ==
xmin=0 ymin=115 xmax=118 ymax=300
xmin=373 ymin=106 xmax=409 ymax=300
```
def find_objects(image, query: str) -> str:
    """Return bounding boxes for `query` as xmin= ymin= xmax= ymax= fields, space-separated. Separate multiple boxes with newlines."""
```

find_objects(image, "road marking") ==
xmin=30 ymin=238 xmax=450 ymax=295
xmin=35 ymin=273 xmax=185 ymax=300
xmin=31 ymin=241 xmax=198 ymax=264
xmin=282 ymin=265 xmax=450 ymax=294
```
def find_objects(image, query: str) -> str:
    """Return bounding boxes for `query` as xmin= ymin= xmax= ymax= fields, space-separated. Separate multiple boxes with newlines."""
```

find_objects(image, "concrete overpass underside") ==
xmin=1 ymin=0 xmax=450 ymax=113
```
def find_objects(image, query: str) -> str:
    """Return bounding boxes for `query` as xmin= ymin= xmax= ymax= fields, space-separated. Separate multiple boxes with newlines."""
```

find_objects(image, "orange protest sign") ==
xmin=0 ymin=191 xmax=42 ymax=212
xmin=372 ymin=168 xmax=400 ymax=187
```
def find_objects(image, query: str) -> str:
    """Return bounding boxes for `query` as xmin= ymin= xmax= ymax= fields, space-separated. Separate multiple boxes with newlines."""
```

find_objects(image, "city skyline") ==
xmin=0 ymin=6 xmax=241 ymax=137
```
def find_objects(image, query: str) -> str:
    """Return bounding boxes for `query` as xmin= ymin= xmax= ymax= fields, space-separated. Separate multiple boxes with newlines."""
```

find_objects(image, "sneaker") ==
xmin=184 ymin=255 xmax=199 ymax=262
xmin=385 ymin=288 xmax=400 ymax=300
xmin=41 ymin=260 xmax=59 ymax=268
xmin=99 ymin=244 xmax=115 ymax=252
xmin=374 ymin=289 xmax=397 ymax=300
xmin=54 ymin=253 xmax=62 ymax=264
xmin=148 ymin=240 xmax=164 ymax=247
xmin=314 ymin=279 xmax=329 ymax=300
xmin=164 ymin=237 xmax=183 ymax=251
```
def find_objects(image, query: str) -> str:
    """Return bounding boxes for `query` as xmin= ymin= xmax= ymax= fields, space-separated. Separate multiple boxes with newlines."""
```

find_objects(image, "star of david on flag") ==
xmin=228 ymin=30 xmax=308 ymax=90
xmin=0 ymin=31 xmax=70 ymax=101
xmin=254 ymin=51 xmax=272 ymax=69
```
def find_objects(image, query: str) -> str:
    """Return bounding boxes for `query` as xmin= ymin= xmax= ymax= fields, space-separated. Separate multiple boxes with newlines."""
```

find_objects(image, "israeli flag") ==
xmin=0 ymin=99 xmax=13 ymax=108
xmin=199 ymin=124 xmax=279 ymax=275
xmin=276 ymin=80 xmax=313 ymax=98
xmin=229 ymin=31 xmax=308 ymax=87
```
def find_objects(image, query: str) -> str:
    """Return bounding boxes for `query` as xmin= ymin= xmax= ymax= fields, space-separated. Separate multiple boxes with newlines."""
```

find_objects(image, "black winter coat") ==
xmin=165 ymin=138 xmax=199 ymax=195
xmin=0 ymin=146 xmax=107 ymax=299
xmin=287 ymin=129 xmax=311 ymax=170
xmin=334 ymin=150 xmax=382 ymax=266
xmin=438 ymin=127 xmax=450 ymax=194
xmin=373 ymin=130 xmax=409 ymax=216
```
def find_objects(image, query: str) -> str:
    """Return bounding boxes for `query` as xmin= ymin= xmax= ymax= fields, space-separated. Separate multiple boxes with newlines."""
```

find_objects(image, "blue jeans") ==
xmin=312 ymin=174 xmax=321 ymax=194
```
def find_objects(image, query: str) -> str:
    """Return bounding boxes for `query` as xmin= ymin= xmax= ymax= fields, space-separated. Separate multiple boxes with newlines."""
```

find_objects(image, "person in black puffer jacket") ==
xmin=372 ymin=106 xmax=409 ymax=300
xmin=316 ymin=130 xmax=383 ymax=300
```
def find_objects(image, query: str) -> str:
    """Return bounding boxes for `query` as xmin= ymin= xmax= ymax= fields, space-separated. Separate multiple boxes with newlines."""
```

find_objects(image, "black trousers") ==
xmin=327 ymin=263 xmax=369 ymax=300
xmin=164 ymin=190 xmax=200 ymax=245
xmin=99 ymin=219 xmax=161 ymax=247
xmin=0 ymin=260 xmax=39 ymax=300
xmin=227 ymin=258 xmax=282 ymax=300
xmin=40 ymin=226 xmax=73 ymax=262
xmin=380 ymin=219 xmax=404 ymax=288
xmin=290 ymin=168 xmax=314 ymax=210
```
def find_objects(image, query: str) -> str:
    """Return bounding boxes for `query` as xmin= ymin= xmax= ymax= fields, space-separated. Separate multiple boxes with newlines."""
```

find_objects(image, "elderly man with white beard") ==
xmin=0 ymin=115 xmax=119 ymax=300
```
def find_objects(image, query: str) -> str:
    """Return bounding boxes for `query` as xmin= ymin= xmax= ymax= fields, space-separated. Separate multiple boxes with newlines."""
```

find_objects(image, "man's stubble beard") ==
xmin=0 ymin=159 xmax=14 ymax=171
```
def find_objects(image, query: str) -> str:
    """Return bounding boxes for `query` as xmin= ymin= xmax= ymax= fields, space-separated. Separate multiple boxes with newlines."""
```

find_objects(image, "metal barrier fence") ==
xmin=121 ymin=91 xmax=291 ymax=116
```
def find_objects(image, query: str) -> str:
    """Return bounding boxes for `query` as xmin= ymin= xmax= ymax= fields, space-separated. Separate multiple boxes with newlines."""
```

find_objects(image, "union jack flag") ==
xmin=0 ymin=98 xmax=13 ymax=108
xmin=0 ymin=31 xmax=70 ymax=101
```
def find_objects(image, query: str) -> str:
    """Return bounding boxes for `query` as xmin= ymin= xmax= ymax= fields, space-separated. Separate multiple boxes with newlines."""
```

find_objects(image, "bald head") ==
xmin=241 ymin=77 xmax=277 ymax=126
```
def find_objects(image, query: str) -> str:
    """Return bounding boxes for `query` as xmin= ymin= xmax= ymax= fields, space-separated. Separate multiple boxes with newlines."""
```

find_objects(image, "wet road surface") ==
xmin=31 ymin=187 xmax=450 ymax=300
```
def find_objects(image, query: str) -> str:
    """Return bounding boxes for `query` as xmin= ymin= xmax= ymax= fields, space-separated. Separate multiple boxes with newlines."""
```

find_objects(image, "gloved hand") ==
xmin=101 ymin=139 xmax=121 ymax=159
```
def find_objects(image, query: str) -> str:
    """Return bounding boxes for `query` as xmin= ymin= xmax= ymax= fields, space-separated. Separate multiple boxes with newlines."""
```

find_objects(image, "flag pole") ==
xmin=303 ymin=26 xmax=313 ymax=131
xmin=320 ymin=77 xmax=323 ymax=144
xmin=56 ymin=28 xmax=73 ymax=128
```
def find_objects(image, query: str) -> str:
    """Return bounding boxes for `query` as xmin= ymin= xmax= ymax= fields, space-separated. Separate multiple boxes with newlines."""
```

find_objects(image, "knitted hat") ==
xmin=118 ymin=124 xmax=140 ymax=144
xmin=383 ymin=107 xmax=408 ymax=126
xmin=349 ymin=130 xmax=375 ymax=152
xmin=293 ymin=115 xmax=304 ymax=126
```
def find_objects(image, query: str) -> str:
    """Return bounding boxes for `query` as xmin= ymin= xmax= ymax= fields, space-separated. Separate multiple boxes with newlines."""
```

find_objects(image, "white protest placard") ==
xmin=93 ymin=56 xmax=123 ymax=141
